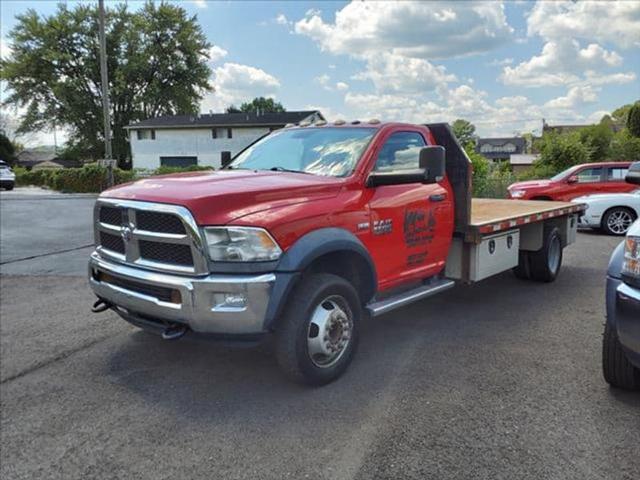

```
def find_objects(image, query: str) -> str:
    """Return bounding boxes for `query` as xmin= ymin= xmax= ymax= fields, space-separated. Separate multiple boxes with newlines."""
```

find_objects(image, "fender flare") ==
xmin=263 ymin=228 xmax=377 ymax=329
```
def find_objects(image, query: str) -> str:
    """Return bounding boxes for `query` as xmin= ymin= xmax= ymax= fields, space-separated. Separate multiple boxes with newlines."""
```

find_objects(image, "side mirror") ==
xmin=366 ymin=145 xmax=446 ymax=187
xmin=220 ymin=151 xmax=232 ymax=168
xmin=626 ymin=162 xmax=640 ymax=185
xmin=567 ymin=176 xmax=578 ymax=184
xmin=419 ymin=146 xmax=445 ymax=184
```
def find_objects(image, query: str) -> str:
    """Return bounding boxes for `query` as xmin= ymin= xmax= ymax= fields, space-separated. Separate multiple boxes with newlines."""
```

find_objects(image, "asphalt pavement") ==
xmin=1 ymin=188 xmax=638 ymax=480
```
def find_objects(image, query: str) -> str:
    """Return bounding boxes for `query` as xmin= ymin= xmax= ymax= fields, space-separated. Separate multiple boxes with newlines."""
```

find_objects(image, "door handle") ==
xmin=429 ymin=193 xmax=446 ymax=202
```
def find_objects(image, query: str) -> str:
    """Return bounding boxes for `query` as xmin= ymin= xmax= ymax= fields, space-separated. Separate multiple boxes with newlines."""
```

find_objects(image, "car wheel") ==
xmin=275 ymin=273 xmax=360 ymax=385
xmin=601 ymin=207 xmax=636 ymax=236
xmin=5 ymin=184 xmax=14 ymax=191
xmin=602 ymin=323 xmax=640 ymax=390
xmin=528 ymin=226 xmax=563 ymax=282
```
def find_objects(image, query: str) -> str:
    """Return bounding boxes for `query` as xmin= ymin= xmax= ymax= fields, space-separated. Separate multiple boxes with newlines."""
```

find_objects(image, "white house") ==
xmin=125 ymin=110 xmax=324 ymax=170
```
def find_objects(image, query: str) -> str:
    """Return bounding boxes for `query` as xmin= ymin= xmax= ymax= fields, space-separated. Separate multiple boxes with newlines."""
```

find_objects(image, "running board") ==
xmin=366 ymin=279 xmax=455 ymax=317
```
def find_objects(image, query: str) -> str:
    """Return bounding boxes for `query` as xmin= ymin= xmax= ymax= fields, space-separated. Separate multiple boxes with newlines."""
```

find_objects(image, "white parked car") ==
xmin=575 ymin=188 xmax=640 ymax=235
xmin=0 ymin=160 xmax=16 ymax=191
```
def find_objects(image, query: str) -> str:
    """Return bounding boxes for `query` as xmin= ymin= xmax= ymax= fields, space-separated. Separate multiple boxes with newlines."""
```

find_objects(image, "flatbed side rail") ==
xmin=465 ymin=199 xmax=586 ymax=243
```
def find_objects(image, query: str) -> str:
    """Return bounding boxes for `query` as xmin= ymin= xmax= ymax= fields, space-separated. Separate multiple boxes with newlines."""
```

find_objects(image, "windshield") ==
xmin=550 ymin=166 xmax=578 ymax=181
xmin=229 ymin=127 xmax=376 ymax=177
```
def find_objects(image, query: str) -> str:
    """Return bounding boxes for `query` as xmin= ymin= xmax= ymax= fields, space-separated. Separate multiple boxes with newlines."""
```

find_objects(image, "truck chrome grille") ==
xmin=94 ymin=199 xmax=208 ymax=275
xmin=100 ymin=231 xmax=125 ymax=254
xmin=139 ymin=241 xmax=193 ymax=266
xmin=136 ymin=211 xmax=186 ymax=234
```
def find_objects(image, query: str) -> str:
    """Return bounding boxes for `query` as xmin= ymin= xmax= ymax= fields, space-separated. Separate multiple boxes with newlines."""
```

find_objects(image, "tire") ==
xmin=512 ymin=250 xmax=531 ymax=280
xmin=528 ymin=226 xmax=563 ymax=282
xmin=601 ymin=207 xmax=636 ymax=236
xmin=275 ymin=273 xmax=361 ymax=385
xmin=5 ymin=184 xmax=14 ymax=191
xmin=602 ymin=323 xmax=640 ymax=390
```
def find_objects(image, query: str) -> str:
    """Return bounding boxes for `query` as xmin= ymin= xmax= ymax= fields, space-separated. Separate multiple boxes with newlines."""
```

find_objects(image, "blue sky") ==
xmin=1 ymin=0 xmax=639 ymax=145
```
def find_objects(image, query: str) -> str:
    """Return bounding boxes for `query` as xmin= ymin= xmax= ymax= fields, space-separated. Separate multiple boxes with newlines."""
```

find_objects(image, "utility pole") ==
xmin=98 ymin=0 xmax=114 ymax=187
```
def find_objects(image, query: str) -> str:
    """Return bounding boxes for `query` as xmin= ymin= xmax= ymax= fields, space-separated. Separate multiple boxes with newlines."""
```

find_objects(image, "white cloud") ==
xmin=294 ymin=1 xmax=513 ymax=60
xmin=488 ymin=58 xmax=513 ymax=67
xmin=544 ymin=86 xmax=598 ymax=110
xmin=192 ymin=0 xmax=207 ymax=9
xmin=335 ymin=82 xmax=349 ymax=91
xmin=501 ymin=40 xmax=624 ymax=87
xmin=275 ymin=14 xmax=289 ymax=26
xmin=0 ymin=37 xmax=13 ymax=59
xmin=203 ymin=63 xmax=280 ymax=111
xmin=353 ymin=52 xmax=456 ymax=93
xmin=206 ymin=45 xmax=228 ymax=63
xmin=527 ymin=1 xmax=640 ymax=49
xmin=315 ymin=74 xmax=332 ymax=90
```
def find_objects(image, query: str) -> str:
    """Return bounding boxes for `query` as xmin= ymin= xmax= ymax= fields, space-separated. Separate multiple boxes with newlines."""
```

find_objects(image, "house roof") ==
xmin=125 ymin=110 xmax=323 ymax=129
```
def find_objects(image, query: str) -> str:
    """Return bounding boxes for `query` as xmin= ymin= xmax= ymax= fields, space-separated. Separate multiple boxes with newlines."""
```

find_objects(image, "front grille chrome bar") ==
xmin=94 ymin=198 xmax=209 ymax=275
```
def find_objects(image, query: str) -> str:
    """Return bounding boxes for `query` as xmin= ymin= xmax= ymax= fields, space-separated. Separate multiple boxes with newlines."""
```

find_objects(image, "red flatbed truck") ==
xmin=89 ymin=121 xmax=585 ymax=384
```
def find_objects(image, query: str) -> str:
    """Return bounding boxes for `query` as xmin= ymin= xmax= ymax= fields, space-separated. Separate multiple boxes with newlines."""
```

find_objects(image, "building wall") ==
xmin=130 ymin=126 xmax=272 ymax=170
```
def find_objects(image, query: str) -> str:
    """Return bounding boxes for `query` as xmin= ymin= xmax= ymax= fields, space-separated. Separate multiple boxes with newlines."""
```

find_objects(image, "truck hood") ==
xmin=102 ymin=170 xmax=344 ymax=225
xmin=509 ymin=179 xmax=553 ymax=190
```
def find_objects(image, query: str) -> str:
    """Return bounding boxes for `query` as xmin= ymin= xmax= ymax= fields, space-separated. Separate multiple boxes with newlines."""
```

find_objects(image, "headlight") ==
xmin=622 ymin=235 xmax=640 ymax=282
xmin=203 ymin=227 xmax=282 ymax=262
xmin=510 ymin=190 xmax=526 ymax=198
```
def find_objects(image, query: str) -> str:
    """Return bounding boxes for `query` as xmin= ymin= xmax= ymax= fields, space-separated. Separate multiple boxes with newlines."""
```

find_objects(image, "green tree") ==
xmin=535 ymin=132 xmax=590 ymax=173
xmin=609 ymin=129 xmax=640 ymax=161
xmin=452 ymin=119 xmax=476 ymax=147
xmin=579 ymin=123 xmax=613 ymax=160
xmin=611 ymin=103 xmax=634 ymax=126
xmin=225 ymin=105 xmax=241 ymax=114
xmin=0 ymin=2 xmax=212 ymax=162
xmin=0 ymin=133 xmax=17 ymax=164
xmin=239 ymin=97 xmax=286 ymax=114
xmin=627 ymin=102 xmax=640 ymax=137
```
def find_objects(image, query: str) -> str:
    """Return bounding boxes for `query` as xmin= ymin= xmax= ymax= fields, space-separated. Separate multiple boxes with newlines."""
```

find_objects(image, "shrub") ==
xmin=15 ymin=164 xmax=141 ymax=192
xmin=153 ymin=165 xmax=214 ymax=176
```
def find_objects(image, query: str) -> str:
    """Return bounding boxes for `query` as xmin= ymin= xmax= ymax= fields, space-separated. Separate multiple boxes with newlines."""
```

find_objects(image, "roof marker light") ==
xmin=299 ymin=120 xmax=311 ymax=127
xmin=315 ymin=120 xmax=327 ymax=126
xmin=284 ymin=123 xmax=295 ymax=128
xmin=351 ymin=120 xmax=361 ymax=125
xmin=368 ymin=118 xmax=381 ymax=124
xmin=334 ymin=119 xmax=346 ymax=125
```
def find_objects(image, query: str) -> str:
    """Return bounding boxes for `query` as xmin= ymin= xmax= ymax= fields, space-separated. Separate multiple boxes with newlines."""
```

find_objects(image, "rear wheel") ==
xmin=602 ymin=323 xmax=640 ymax=390
xmin=512 ymin=251 xmax=531 ymax=280
xmin=601 ymin=207 xmax=636 ymax=236
xmin=275 ymin=273 xmax=360 ymax=385
xmin=528 ymin=226 xmax=563 ymax=282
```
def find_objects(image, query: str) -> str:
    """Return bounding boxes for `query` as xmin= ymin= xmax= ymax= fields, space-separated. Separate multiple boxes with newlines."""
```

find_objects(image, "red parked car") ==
xmin=507 ymin=162 xmax=634 ymax=201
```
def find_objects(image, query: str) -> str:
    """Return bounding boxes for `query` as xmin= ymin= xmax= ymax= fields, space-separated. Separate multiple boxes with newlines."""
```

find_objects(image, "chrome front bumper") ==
xmin=88 ymin=252 xmax=275 ymax=335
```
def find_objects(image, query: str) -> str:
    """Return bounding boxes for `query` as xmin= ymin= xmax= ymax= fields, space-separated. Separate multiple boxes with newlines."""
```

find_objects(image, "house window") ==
xmin=211 ymin=129 xmax=217 ymax=139
xmin=159 ymin=156 xmax=198 ymax=168
xmin=227 ymin=128 xmax=233 ymax=139
xmin=136 ymin=129 xmax=155 ymax=140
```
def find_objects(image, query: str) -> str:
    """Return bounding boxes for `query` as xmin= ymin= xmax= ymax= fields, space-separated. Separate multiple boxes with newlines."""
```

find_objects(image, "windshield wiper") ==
xmin=268 ymin=166 xmax=312 ymax=175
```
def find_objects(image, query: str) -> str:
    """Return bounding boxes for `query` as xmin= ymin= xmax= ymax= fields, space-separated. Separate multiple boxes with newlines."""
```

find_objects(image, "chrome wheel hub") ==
xmin=307 ymin=296 xmax=352 ymax=368
xmin=607 ymin=210 xmax=633 ymax=234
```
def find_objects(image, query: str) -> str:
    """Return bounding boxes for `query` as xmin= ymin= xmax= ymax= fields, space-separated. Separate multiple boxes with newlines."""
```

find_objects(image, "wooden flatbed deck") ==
xmin=466 ymin=198 xmax=586 ymax=241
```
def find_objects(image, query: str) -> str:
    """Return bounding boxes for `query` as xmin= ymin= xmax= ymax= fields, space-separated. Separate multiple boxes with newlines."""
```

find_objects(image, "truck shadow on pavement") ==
xmin=102 ymin=266 xmax=638 ymax=429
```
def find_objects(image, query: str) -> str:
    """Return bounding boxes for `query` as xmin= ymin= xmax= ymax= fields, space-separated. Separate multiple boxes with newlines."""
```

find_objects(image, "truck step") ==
xmin=366 ymin=279 xmax=455 ymax=317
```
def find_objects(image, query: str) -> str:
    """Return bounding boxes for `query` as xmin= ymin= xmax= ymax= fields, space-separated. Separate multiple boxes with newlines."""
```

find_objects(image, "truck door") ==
xmin=366 ymin=131 xmax=453 ymax=291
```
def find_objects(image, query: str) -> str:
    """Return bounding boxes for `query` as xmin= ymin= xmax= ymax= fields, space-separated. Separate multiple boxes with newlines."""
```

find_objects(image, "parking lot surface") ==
xmin=1 ymin=189 xmax=638 ymax=479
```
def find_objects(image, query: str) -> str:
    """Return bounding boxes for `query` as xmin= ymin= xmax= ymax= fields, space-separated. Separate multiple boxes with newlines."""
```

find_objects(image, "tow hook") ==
xmin=91 ymin=298 xmax=112 ymax=313
xmin=162 ymin=324 xmax=188 ymax=341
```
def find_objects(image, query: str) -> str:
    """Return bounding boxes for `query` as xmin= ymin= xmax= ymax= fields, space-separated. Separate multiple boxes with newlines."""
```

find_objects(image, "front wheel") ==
xmin=275 ymin=273 xmax=361 ymax=385
xmin=601 ymin=207 xmax=636 ymax=236
xmin=602 ymin=323 xmax=640 ymax=390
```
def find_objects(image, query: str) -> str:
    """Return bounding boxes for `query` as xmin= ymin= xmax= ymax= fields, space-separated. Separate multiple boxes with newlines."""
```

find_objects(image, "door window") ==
xmin=607 ymin=166 xmax=629 ymax=181
xmin=575 ymin=167 xmax=602 ymax=183
xmin=374 ymin=132 xmax=426 ymax=172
